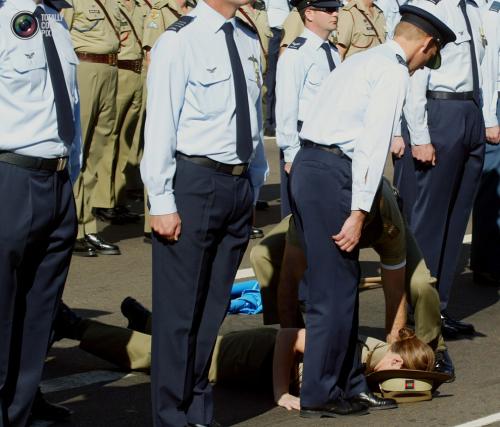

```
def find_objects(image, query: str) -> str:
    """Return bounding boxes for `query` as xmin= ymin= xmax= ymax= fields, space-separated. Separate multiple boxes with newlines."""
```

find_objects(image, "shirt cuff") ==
xmin=484 ymin=115 xmax=499 ymax=128
xmin=351 ymin=191 xmax=375 ymax=213
xmin=410 ymin=129 xmax=432 ymax=146
xmin=148 ymin=192 xmax=177 ymax=215
xmin=283 ymin=145 xmax=300 ymax=163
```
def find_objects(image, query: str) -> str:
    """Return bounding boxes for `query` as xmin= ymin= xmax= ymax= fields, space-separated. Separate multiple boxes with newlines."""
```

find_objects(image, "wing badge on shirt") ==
xmin=206 ymin=67 xmax=217 ymax=73
xmin=248 ymin=55 xmax=261 ymax=89
xmin=479 ymin=27 xmax=488 ymax=47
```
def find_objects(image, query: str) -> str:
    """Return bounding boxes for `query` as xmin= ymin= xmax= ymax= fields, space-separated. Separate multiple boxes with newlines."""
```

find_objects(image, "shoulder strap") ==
xmin=94 ymin=0 xmax=121 ymax=41
xmin=166 ymin=3 xmax=182 ymax=19
xmin=144 ymin=0 xmax=153 ymax=8
xmin=237 ymin=8 xmax=267 ymax=57
xmin=355 ymin=7 xmax=383 ymax=44
xmin=120 ymin=8 xmax=143 ymax=48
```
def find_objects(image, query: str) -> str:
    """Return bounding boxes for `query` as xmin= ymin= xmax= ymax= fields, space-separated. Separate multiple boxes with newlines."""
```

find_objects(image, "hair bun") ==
xmin=398 ymin=327 xmax=416 ymax=341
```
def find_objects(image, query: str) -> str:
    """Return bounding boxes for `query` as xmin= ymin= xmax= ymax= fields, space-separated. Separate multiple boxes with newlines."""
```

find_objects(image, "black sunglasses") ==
xmin=309 ymin=6 xmax=339 ymax=13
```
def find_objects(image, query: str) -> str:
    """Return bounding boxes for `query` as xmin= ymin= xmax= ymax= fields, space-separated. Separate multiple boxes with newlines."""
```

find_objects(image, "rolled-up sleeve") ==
xmin=351 ymin=68 xmax=409 ymax=212
xmin=140 ymin=32 xmax=188 ymax=215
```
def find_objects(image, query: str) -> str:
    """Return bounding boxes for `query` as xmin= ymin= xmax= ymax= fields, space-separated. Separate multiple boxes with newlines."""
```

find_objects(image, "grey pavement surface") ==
xmin=43 ymin=140 xmax=500 ymax=427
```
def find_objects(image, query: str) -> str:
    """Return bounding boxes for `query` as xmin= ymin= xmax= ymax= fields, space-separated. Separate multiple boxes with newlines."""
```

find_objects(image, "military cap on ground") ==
xmin=290 ymin=0 xmax=342 ymax=11
xmin=399 ymin=4 xmax=456 ymax=69
xmin=366 ymin=369 xmax=452 ymax=403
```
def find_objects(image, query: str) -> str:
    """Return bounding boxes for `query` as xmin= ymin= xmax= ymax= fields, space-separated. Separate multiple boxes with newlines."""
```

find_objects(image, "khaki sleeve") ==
xmin=336 ymin=9 xmax=354 ymax=48
xmin=142 ymin=8 xmax=165 ymax=49
xmin=61 ymin=0 xmax=75 ymax=29
xmin=280 ymin=11 xmax=303 ymax=48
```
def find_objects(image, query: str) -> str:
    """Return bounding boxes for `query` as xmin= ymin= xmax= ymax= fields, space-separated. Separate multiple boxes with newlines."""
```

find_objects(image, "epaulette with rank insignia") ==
xmin=235 ymin=17 xmax=257 ymax=34
xmin=167 ymin=15 xmax=195 ymax=32
xmin=288 ymin=37 xmax=306 ymax=50
xmin=490 ymin=1 xmax=500 ymax=12
xmin=396 ymin=54 xmax=408 ymax=69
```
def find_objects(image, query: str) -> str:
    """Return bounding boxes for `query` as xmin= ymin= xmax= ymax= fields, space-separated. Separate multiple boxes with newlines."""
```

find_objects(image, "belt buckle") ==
xmin=135 ymin=60 xmax=142 ymax=73
xmin=56 ymin=157 xmax=67 ymax=171
xmin=232 ymin=164 xmax=245 ymax=176
xmin=109 ymin=55 xmax=117 ymax=66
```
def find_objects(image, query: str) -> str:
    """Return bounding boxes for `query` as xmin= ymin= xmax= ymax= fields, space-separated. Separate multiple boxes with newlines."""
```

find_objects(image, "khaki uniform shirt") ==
xmin=280 ymin=8 xmax=336 ymax=49
xmin=63 ymin=0 xmax=121 ymax=54
xmin=337 ymin=0 xmax=386 ymax=59
xmin=118 ymin=0 xmax=148 ymax=60
xmin=142 ymin=0 xmax=193 ymax=49
xmin=236 ymin=6 xmax=272 ymax=73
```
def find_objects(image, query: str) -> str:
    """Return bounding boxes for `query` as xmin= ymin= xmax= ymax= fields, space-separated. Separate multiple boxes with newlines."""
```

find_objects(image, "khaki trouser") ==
xmin=74 ymin=61 xmax=118 ymax=238
xmin=113 ymin=68 xmax=143 ymax=205
xmin=79 ymin=319 xmax=276 ymax=384
xmin=250 ymin=216 xmax=446 ymax=351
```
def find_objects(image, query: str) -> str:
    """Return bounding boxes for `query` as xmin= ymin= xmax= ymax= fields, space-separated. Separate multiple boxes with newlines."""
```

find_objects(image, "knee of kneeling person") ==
xmin=409 ymin=273 xmax=438 ymax=302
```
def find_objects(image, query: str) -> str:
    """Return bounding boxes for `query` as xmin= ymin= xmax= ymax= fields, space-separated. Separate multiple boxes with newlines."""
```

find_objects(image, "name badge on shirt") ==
xmin=86 ymin=6 xmax=105 ymax=20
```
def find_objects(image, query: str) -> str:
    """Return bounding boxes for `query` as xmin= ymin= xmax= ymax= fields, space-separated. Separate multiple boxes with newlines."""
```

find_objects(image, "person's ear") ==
xmin=390 ymin=354 xmax=404 ymax=369
xmin=422 ymin=36 xmax=436 ymax=54
xmin=304 ymin=8 xmax=314 ymax=22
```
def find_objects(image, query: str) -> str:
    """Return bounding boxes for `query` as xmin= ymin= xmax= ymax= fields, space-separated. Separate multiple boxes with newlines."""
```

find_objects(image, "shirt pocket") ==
xmin=192 ymin=67 xmax=232 ymax=117
xmin=10 ymin=49 xmax=47 ymax=99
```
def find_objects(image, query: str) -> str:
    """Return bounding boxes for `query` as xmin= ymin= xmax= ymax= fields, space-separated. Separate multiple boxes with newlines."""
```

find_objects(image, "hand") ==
xmin=391 ymin=136 xmax=405 ymax=158
xmin=411 ymin=143 xmax=436 ymax=165
xmin=332 ymin=210 xmax=366 ymax=252
xmin=276 ymin=393 xmax=301 ymax=411
xmin=485 ymin=126 xmax=500 ymax=144
xmin=284 ymin=162 xmax=292 ymax=174
xmin=150 ymin=213 xmax=181 ymax=241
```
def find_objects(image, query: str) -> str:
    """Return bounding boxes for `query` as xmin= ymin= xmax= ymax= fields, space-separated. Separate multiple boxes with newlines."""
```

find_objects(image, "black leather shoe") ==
xmin=441 ymin=321 xmax=460 ymax=340
xmin=300 ymin=398 xmax=368 ymax=418
xmin=30 ymin=388 xmax=73 ymax=422
xmin=441 ymin=311 xmax=475 ymax=335
xmin=53 ymin=302 xmax=84 ymax=341
xmin=84 ymin=233 xmax=121 ymax=255
xmin=93 ymin=207 xmax=124 ymax=224
xmin=473 ymin=271 xmax=500 ymax=286
xmin=350 ymin=391 xmax=397 ymax=410
xmin=73 ymin=239 xmax=97 ymax=257
xmin=115 ymin=205 xmax=141 ymax=223
xmin=121 ymin=297 xmax=151 ymax=333
xmin=250 ymin=227 xmax=264 ymax=239
xmin=187 ymin=422 xmax=223 ymax=427
xmin=434 ymin=350 xmax=455 ymax=382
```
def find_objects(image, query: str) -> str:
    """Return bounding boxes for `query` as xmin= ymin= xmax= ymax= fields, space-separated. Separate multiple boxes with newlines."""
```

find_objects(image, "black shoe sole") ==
xmin=363 ymin=403 xmax=398 ymax=411
xmin=300 ymin=409 xmax=369 ymax=418
xmin=94 ymin=248 xmax=121 ymax=255
xmin=72 ymin=250 xmax=98 ymax=257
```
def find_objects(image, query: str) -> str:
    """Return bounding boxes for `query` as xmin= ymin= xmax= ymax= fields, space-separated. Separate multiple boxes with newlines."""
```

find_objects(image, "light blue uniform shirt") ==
xmin=300 ymin=40 xmax=409 ymax=212
xmin=481 ymin=0 xmax=500 ymax=127
xmin=276 ymin=28 xmax=340 ymax=163
xmin=141 ymin=0 xmax=268 ymax=215
xmin=403 ymin=0 xmax=488 ymax=146
xmin=0 ymin=0 xmax=82 ymax=181
xmin=265 ymin=0 xmax=290 ymax=28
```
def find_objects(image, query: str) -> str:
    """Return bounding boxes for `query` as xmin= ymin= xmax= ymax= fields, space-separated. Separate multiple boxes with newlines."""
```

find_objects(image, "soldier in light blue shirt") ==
xmin=0 ymin=0 xmax=80 ymax=425
xmin=393 ymin=0 xmax=496 ymax=335
xmin=275 ymin=0 xmax=341 ymax=216
xmin=471 ymin=0 xmax=500 ymax=286
xmin=290 ymin=5 xmax=455 ymax=418
xmin=140 ymin=0 xmax=268 ymax=424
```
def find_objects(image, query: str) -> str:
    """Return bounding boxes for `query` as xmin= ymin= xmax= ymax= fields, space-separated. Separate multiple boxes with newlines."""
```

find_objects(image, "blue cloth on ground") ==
xmin=228 ymin=280 xmax=262 ymax=315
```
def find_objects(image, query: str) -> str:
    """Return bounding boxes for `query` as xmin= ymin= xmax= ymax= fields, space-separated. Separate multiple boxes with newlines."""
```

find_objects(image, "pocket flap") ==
xmin=12 ymin=51 xmax=46 ymax=72
xmin=196 ymin=67 xmax=231 ymax=86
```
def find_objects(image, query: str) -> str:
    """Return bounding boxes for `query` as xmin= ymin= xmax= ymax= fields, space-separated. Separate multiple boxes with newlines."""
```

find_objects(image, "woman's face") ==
xmin=374 ymin=351 xmax=404 ymax=372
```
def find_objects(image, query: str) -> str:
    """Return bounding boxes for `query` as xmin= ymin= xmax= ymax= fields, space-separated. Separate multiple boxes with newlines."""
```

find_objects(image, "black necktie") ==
xmin=459 ymin=0 xmax=480 ymax=106
xmin=34 ymin=6 xmax=75 ymax=145
xmin=221 ymin=22 xmax=253 ymax=162
xmin=320 ymin=42 xmax=335 ymax=72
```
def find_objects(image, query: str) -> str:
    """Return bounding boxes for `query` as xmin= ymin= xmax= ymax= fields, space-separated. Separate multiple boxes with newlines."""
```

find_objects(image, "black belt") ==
xmin=426 ymin=90 xmax=474 ymax=101
xmin=301 ymin=140 xmax=351 ymax=162
xmin=0 ymin=151 xmax=68 ymax=171
xmin=176 ymin=152 xmax=248 ymax=176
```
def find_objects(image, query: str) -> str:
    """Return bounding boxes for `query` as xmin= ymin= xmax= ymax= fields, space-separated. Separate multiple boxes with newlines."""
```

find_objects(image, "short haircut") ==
xmin=394 ymin=21 xmax=430 ymax=41
xmin=299 ymin=8 xmax=307 ymax=23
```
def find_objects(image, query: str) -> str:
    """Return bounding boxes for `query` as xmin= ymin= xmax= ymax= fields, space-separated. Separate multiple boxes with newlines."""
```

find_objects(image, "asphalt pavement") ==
xmin=41 ymin=139 xmax=500 ymax=427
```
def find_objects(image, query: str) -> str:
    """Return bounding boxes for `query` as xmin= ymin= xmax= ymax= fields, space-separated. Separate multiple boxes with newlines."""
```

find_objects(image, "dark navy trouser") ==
xmin=151 ymin=159 xmax=253 ymax=427
xmin=290 ymin=145 xmax=367 ymax=408
xmin=394 ymin=99 xmax=485 ymax=310
xmin=471 ymin=98 xmax=500 ymax=277
xmin=0 ymin=162 xmax=76 ymax=427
